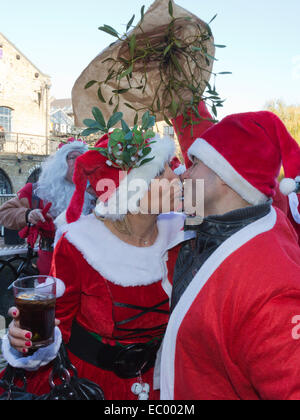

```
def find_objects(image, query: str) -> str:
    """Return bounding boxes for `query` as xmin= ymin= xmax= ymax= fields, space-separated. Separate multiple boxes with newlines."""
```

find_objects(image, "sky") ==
xmin=1 ymin=0 xmax=300 ymax=119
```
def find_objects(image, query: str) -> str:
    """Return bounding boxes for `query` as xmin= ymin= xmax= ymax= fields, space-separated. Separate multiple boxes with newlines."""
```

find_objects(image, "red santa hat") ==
xmin=58 ymin=137 xmax=87 ymax=150
xmin=172 ymin=101 xmax=215 ymax=169
xmin=54 ymin=138 xmax=88 ymax=162
xmin=170 ymin=156 xmax=186 ymax=176
xmin=188 ymin=111 xmax=300 ymax=205
xmin=66 ymin=133 xmax=175 ymax=223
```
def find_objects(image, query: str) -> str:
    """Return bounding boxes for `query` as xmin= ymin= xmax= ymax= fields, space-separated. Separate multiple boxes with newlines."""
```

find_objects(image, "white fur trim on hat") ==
xmin=188 ymin=138 xmax=268 ymax=206
xmin=95 ymin=135 xmax=175 ymax=220
xmin=57 ymin=140 xmax=88 ymax=158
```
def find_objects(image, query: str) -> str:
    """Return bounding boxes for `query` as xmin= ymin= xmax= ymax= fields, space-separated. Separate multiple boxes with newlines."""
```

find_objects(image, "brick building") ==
xmin=0 ymin=32 xmax=53 ymax=194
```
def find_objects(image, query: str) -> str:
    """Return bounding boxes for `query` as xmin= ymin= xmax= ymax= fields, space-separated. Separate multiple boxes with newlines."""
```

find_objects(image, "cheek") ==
xmin=68 ymin=162 xmax=75 ymax=173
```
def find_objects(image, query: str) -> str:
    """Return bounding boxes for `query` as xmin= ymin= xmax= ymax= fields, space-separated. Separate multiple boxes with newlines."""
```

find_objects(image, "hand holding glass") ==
xmin=13 ymin=276 xmax=57 ymax=350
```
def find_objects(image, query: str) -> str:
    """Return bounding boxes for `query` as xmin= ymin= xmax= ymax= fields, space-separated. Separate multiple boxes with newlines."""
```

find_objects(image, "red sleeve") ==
xmin=17 ymin=183 xmax=33 ymax=207
xmin=50 ymin=235 xmax=81 ymax=343
xmin=235 ymin=290 xmax=300 ymax=400
xmin=273 ymin=184 xmax=289 ymax=215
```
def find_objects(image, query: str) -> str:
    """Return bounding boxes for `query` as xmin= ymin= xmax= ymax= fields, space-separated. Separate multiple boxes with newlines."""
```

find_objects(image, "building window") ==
xmin=0 ymin=169 xmax=12 ymax=194
xmin=0 ymin=107 xmax=12 ymax=133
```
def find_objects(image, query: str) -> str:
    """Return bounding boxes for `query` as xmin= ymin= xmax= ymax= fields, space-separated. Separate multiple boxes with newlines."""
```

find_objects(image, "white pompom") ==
xmin=138 ymin=392 xmax=149 ymax=400
xmin=131 ymin=383 xmax=143 ymax=396
xmin=280 ymin=178 xmax=297 ymax=196
xmin=141 ymin=383 xmax=150 ymax=394
xmin=174 ymin=165 xmax=186 ymax=176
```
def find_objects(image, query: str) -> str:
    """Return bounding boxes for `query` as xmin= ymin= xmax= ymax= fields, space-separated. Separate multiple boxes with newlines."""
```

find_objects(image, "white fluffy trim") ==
xmin=1 ymin=327 xmax=62 ymax=371
xmin=54 ymin=210 xmax=67 ymax=229
xmin=56 ymin=140 xmax=88 ymax=158
xmin=95 ymin=135 xmax=175 ymax=220
xmin=65 ymin=212 xmax=190 ymax=287
xmin=188 ymin=138 xmax=268 ymax=206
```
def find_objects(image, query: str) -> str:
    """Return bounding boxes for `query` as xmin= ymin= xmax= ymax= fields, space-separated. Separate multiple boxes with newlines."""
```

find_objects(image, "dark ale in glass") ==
xmin=15 ymin=292 xmax=56 ymax=348
xmin=13 ymin=276 xmax=57 ymax=349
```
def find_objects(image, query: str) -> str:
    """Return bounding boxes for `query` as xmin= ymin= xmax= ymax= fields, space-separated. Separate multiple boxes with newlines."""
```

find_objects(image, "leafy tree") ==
xmin=265 ymin=99 xmax=300 ymax=143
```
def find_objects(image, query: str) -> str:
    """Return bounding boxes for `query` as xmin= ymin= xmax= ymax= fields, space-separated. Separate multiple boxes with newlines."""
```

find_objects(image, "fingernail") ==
xmin=25 ymin=341 xmax=32 ymax=347
xmin=25 ymin=333 xmax=32 ymax=340
xmin=22 ymin=349 xmax=28 ymax=354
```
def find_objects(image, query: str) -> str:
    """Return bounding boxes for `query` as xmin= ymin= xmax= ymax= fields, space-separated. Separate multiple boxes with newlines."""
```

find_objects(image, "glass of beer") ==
xmin=13 ymin=276 xmax=57 ymax=350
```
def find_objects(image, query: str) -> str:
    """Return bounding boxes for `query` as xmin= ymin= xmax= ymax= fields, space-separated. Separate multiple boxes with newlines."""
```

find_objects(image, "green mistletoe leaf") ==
xmin=107 ymin=112 xmax=123 ymax=129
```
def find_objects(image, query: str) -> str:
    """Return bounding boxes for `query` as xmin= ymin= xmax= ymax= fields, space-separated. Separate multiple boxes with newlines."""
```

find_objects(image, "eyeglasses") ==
xmin=67 ymin=155 xmax=81 ymax=161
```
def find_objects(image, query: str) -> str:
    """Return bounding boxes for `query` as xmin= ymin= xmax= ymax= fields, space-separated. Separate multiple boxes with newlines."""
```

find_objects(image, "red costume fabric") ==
xmin=161 ymin=208 xmax=300 ymax=400
xmin=172 ymin=101 xmax=214 ymax=168
xmin=1 ymin=212 xmax=190 ymax=400
xmin=18 ymin=183 xmax=55 ymax=275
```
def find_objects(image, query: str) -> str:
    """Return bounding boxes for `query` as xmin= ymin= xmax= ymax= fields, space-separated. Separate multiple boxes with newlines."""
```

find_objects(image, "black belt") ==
xmin=67 ymin=321 xmax=162 ymax=379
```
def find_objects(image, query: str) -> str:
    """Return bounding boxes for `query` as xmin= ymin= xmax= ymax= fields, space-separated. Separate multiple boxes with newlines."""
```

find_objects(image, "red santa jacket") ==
xmin=161 ymin=207 xmax=300 ymax=400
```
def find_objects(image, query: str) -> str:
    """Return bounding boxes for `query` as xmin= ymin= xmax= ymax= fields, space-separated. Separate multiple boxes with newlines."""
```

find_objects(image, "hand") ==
xmin=7 ymin=307 xmax=60 ymax=355
xmin=28 ymin=209 xmax=52 ymax=225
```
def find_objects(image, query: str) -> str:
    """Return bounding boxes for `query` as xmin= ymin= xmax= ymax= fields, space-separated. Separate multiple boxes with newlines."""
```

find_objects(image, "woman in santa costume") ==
xmin=1 ymin=129 xmax=194 ymax=400
xmin=161 ymin=110 xmax=300 ymax=400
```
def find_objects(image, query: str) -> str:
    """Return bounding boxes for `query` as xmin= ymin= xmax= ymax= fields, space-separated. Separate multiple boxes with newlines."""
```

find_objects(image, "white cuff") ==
xmin=1 ymin=327 xmax=62 ymax=372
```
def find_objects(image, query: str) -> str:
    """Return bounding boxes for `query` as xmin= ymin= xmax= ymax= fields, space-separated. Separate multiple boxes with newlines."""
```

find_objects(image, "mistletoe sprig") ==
xmin=82 ymin=107 xmax=157 ymax=171
xmin=85 ymin=1 xmax=231 ymax=128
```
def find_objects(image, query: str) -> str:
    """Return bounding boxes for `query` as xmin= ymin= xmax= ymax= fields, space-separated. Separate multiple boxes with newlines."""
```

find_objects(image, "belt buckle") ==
xmin=113 ymin=344 xmax=147 ymax=379
xmin=112 ymin=341 xmax=161 ymax=379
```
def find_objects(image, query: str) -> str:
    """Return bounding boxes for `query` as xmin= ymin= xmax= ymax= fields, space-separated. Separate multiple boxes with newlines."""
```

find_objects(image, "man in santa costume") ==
xmin=161 ymin=110 xmax=300 ymax=400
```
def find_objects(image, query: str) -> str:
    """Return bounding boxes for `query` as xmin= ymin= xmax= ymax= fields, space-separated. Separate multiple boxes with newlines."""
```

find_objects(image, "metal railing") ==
xmin=0 ymin=194 xmax=16 ymax=206
xmin=0 ymin=132 xmax=50 ymax=155
xmin=0 ymin=132 xmax=67 ymax=156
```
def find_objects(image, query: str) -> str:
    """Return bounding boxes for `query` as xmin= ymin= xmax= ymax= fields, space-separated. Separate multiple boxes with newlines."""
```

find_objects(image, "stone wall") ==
xmin=0 ymin=32 xmax=51 ymax=138
xmin=0 ymin=154 xmax=46 ymax=193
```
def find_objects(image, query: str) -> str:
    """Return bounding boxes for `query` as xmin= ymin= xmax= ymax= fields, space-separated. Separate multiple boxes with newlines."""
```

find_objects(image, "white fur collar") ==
xmin=64 ymin=212 xmax=191 ymax=287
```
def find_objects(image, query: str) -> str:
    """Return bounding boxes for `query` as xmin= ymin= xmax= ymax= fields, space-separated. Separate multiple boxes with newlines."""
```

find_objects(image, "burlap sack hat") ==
xmin=72 ymin=0 xmax=215 ymax=127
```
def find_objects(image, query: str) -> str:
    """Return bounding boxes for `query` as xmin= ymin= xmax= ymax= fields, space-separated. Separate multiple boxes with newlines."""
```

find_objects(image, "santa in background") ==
xmin=0 ymin=138 xmax=95 ymax=274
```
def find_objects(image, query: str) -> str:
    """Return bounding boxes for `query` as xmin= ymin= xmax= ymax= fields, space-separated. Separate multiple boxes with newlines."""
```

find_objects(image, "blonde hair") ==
xmin=94 ymin=211 xmax=131 ymax=236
